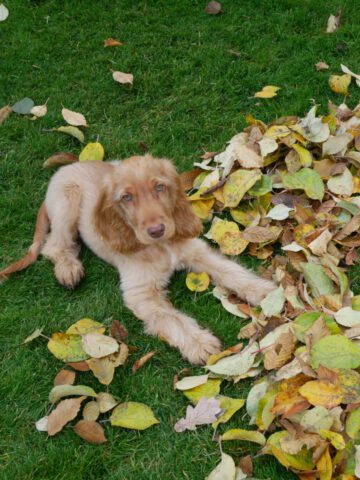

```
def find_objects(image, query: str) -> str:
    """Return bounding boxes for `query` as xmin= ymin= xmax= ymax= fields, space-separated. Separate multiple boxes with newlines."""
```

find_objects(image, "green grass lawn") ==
xmin=1 ymin=1 xmax=360 ymax=478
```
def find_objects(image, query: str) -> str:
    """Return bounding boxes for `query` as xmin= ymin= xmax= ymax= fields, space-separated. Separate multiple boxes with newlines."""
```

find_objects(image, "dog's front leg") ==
xmin=181 ymin=238 xmax=277 ymax=305
xmin=121 ymin=280 xmax=221 ymax=365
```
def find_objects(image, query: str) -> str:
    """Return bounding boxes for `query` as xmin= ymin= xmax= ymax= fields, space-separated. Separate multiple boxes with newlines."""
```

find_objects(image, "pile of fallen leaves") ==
xmin=177 ymin=101 xmax=360 ymax=479
xmin=25 ymin=318 xmax=158 ymax=443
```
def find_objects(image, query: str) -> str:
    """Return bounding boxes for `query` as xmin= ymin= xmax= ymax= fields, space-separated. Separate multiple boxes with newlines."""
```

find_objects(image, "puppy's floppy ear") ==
xmin=93 ymin=176 xmax=143 ymax=254
xmin=171 ymin=173 xmax=203 ymax=240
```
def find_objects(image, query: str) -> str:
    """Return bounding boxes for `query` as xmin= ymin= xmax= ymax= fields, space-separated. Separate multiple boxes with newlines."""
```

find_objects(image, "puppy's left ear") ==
xmin=172 ymin=174 xmax=203 ymax=240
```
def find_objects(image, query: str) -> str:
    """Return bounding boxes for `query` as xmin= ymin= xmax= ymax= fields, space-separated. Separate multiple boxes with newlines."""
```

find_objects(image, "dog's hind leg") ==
xmin=42 ymin=183 xmax=84 ymax=288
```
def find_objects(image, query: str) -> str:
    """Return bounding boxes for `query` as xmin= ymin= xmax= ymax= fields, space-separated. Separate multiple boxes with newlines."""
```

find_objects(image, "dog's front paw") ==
xmin=55 ymin=258 xmax=84 ymax=289
xmin=244 ymin=278 xmax=278 ymax=306
xmin=182 ymin=330 xmax=222 ymax=365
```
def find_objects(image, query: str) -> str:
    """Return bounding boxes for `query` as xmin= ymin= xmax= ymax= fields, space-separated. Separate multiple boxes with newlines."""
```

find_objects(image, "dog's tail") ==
xmin=0 ymin=202 xmax=49 ymax=281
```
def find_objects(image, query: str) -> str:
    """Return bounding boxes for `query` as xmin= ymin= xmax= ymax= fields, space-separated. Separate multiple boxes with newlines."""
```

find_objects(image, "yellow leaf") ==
xmin=223 ymin=169 xmax=262 ymax=207
xmin=110 ymin=402 xmax=159 ymax=430
xmin=319 ymin=429 xmax=346 ymax=450
xmin=264 ymin=125 xmax=291 ymax=140
xmin=222 ymin=428 xmax=266 ymax=445
xmin=299 ymin=380 xmax=344 ymax=408
xmin=211 ymin=220 xmax=239 ymax=244
xmin=316 ymin=447 xmax=332 ymax=480
xmin=66 ymin=318 xmax=105 ymax=335
xmin=218 ymin=231 xmax=248 ymax=255
xmin=86 ymin=357 xmax=115 ymax=385
xmin=212 ymin=396 xmax=245 ymax=428
xmin=254 ymin=85 xmax=281 ymax=98
xmin=266 ymin=431 xmax=315 ymax=471
xmin=329 ymin=74 xmax=351 ymax=95
xmin=186 ymin=272 xmax=210 ymax=292
xmin=292 ymin=144 xmax=313 ymax=167
xmin=79 ymin=142 xmax=105 ymax=162
xmin=183 ymin=379 xmax=222 ymax=404
xmin=207 ymin=343 xmax=243 ymax=365
xmin=55 ymin=126 xmax=85 ymax=143
xmin=189 ymin=198 xmax=214 ymax=219
xmin=47 ymin=333 xmax=89 ymax=362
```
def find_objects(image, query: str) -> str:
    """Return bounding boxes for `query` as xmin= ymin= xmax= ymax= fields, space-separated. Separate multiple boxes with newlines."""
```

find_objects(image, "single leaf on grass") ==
xmin=282 ymin=168 xmax=324 ymax=200
xmin=254 ymin=85 xmax=280 ymax=98
xmin=174 ymin=396 xmax=221 ymax=432
xmin=61 ymin=108 xmax=87 ymax=127
xmin=212 ymin=396 xmax=245 ymax=428
xmin=104 ymin=38 xmax=123 ymax=47
xmin=205 ymin=1 xmax=221 ymax=15
xmin=260 ymin=286 xmax=285 ymax=317
xmin=315 ymin=62 xmax=329 ymax=71
xmin=79 ymin=142 xmax=105 ymax=162
xmin=12 ymin=97 xmax=34 ymax=114
xmin=35 ymin=416 xmax=48 ymax=432
xmin=47 ymin=396 xmax=85 ymax=436
xmin=311 ymin=335 xmax=360 ymax=369
xmin=326 ymin=7 xmax=341 ymax=33
xmin=87 ymin=357 xmax=115 ymax=385
xmin=0 ymin=4 xmax=9 ymax=21
xmin=66 ymin=318 xmax=105 ymax=335
xmin=345 ymin=406 xmax=360 ymax=439
xmin=22 ymin=328 xmax=43 ymax=344
xmin=223 ymin=169 xmax=261 ymax=207
xmin=49 ymin=385 xmax=97 ymax=403
xmin=97 ymin=392 xmax=118 ymax=413
xmin=222 ymin=428 xmax=266 ymax=445
xmin=109 ymin=319 xmax=128 ymax=342
xmin=43 ymin=152 xmax=78 ymax=168
xmin=327 ymin=168 xmax=354 ymax=196
xmin=82 ymin=333 xmax=119 ymax=358
xmin=83 ymin=401 xmax=100 ymax=421
xmin=329 ymin=74 xmax=351 ymax=95
xmin=110 ymin=402 xmax=159 ymax=430
xmin=132 ymin=351 xmax=156 ymax=373
xmin=113 ymin=71 xmax=134 ymax=85
xmin=54 ymin=369 xmax=76 ymax=386
xmin=206 ymin=342 xmax=259 ymax=376
xmin=55 ymin=126 xmax=85 ymax=143
xmin=175 ymin=374 xmax=209 ymax=391
xmin=206 ymin=452 xmax=236 ymax=480
xmin=298 ymin=381 xmax=344 ymax=408
xmin=74 ymin=420 xmax=107 ymax=444
xmin=334 ymin=307 xmax=360 ymax=327
xmin=183 ymin=379 xmax=222 ymax=404
xmin=30 ymin=103 xmax=48 ymax=119
xmin=0 ymin=105 xmax=12 ymax=123
xmin=186 ymin=272 xmax=210 ymax=292
xmin=300 ymin=262 xmax=335 ymax=297
xmin=47 ymin=333 xmax=89 ymax=362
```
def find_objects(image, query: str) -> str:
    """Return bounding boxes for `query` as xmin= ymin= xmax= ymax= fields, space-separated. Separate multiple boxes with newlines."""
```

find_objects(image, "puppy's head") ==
xmin=96 ymin=155 xmax=202 ymax=252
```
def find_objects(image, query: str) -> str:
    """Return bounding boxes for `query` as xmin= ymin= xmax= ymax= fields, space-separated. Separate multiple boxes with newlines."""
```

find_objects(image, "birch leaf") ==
xmin=254 ymin=85 xmax=280 ymax=98
xmin=47 ymin=333 xmax=89 ymax=362
xmin=222 ymin=428 xmax=266 ymax=445
xmin=223 ymin=169 xmax=261 ymax=207
xmin=49 ymin=385 xmax=97 ymax=403
xmin=47 ymin=396 xmax=85 ymax=436
xmin=260 ymin=286 xmax=285 ymax=317
xmin=113 ymin=71 xmax=134 ymax=85
xmin=55 ymin=126 xmax=85 ymax=143
xmin=175 ymin=374 xmax=209 ymax=391
xmin=82 ymin=333 xmax=119 ymax=359
xmin=61 ymin=108 xmax=87 ymax=127
xmin=0 ymin=4 xmax=9 ymax=21
xmin=110 ymin=402 xmax=159 ymax=430
xmin=79 ymin=142 xmax=105 ymax=162
xmin=74 ymin=420 xmax=107 ymax=444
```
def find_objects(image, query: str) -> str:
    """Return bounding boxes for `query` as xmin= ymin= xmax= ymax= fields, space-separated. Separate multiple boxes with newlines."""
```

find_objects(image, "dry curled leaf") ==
xmin=47 ymin=396 xmax=85 ymax=436
xmin=315 ymin=61 xmax=329 ymax=71
xmin=205 ymin=1 xmax=221 ymax=15
xmin=132 ymin=351 xmax=156 ymax=373
xmin=104 ymin=38 xmax=123 ymax=47
xmin=326 ymin=6 xmax=342 ymax=33
xmin=109 ymin=320 xmax=128 ymax=342
xmin=0 ymin=105 xmax=12 ymax=124
xmin=113 ymin=71 xmax=134 ymax=85
xmin=42 ymin=152 xmax=78 ymax=168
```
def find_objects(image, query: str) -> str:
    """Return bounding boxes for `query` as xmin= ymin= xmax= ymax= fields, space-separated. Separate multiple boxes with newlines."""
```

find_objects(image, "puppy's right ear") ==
xmin=93 ymin=176 xmax=142 ymax=254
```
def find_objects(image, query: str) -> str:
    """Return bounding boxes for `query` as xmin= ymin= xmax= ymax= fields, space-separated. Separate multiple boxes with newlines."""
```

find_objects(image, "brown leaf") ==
xmin=113 ymin=71 xmax=133 ymax=85
xmin=83 ymin=401 xmax=100 ymax=421
xmin=67 ymin=361 xmax=90 ymax=372
xmin=43 ymin=152 xmax=78 ymax=168
xmin=238 ymin=456 xmax=253 ymax=476
xmin=205 ymin=1 xmax=221 ymax=15
xmin=315 ymin=61 xmax=330 ymax=71
xmin=345 ymin=249 xmax=358 ymax=265
xmin=334 ymin=213 xmax=360 ymax=241
xmin=355 ymin=135 xmax=360 ymax=151
xmin=0 ymin=105 xmax=12 ymax=124
xmin=200 ymin=151 xmax=218 ymax=160
xmin=54 ymin=369 xmax=76 ymax=386
xmin=74 ymin=420 xmax=107 ymax=444
xmin=104 ymin=38 xmax=123 ymax=47
xmin=47 ymin=396 xmax=85 ymax=436
xmin=132 ymin=351 xmax=156 ymax=374
xmin=109 ymin=320 xmax=128 ymax=342
xmin=243 ymin=226 xmax=277 ymax=243
xmin=264 ymin=331 xmax=296 ymax=370
xmin=180 ymin=169 xmax=203 ymax=190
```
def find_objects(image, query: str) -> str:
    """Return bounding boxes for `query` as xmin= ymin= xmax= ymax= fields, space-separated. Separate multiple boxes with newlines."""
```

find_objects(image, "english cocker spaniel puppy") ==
xmin=0 ymin=155 xmax=276 ymax=364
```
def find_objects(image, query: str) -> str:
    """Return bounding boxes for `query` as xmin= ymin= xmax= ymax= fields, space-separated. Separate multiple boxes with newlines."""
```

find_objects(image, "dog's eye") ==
xmin=155 ymin=184 xmax=165 ymax=193
xmin=122 ymin=193 xmax=133 ymax=202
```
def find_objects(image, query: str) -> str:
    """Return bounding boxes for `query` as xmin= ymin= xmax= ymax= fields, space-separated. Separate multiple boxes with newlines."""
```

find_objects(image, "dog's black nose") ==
xmin=147 ymin=224 xmax=165 ymax=239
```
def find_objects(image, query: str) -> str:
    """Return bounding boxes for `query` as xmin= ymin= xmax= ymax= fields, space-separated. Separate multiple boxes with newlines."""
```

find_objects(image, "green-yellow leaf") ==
xmin=282 ymin=168 xmax=324 ymax=200
xmin=300 ymin=262 xmax=335 ymax=298
xmin=311 ymin=335 xmax=360 ymax=369
xmin=248 ymin=175 xmax=273 ymax=196
xmin=47 ymin=333 xmax=89 ymax=362
xmin=254 ymin=85 xmax=281 ymax=98
xmin=79 ymin=142 xmax=105 ymax=162
xmin=212 ymin=397 xmax=245 ymax=428
xmin=319 ymin=429 xmax=346 ymax=450
xmin=329 ymin=74 xmax=351 ymax=95
xmin=260 ymin=286 xmax=285 ymax=317
xmin=49 ymin=384 xmax=97 ymax=403
xmin=55 ymin=126 xmax=85 ymax=143
xmin=110 ymin=402 xmax=160 ymax=430
xmin=175 ymin=374 xmax=209 ymax=391
xmin=292 ymin=144 xmax=312 ymax=167
xmin=186 ymin=272 xmax=210 ymax=292
xmin=222 ymin=428 xmax=266 ymax=445
xmin=266 ymin=431 xmax=315 ymax=471
xmin=223 ymin=169 xmax=262 ymax=207
xmin=22 ymin=328 xmax=43 ymax=344
xmin=345 ymin=406 xmax=360 ymax=439
xmin=183 ymin=379 xmax=222 ymax=404
xmin=66 ymin=318 xmax=106 ymax=335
